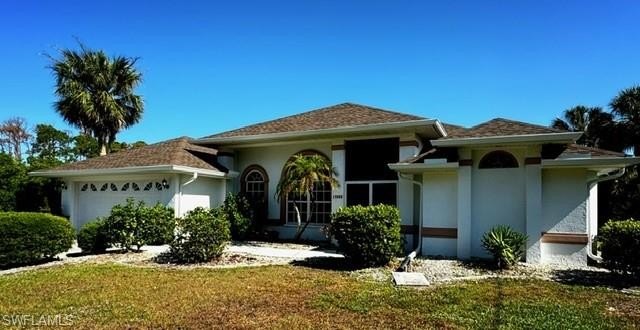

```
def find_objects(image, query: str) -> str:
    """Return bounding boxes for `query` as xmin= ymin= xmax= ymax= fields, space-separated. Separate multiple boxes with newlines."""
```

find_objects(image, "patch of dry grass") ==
xmin=0 ymin=264 xmax=637 ymax=329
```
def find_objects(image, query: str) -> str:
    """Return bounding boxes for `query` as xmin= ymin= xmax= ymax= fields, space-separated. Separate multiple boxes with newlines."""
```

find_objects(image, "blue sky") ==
xmin=1 ymin=1 xmax=639 ymax=143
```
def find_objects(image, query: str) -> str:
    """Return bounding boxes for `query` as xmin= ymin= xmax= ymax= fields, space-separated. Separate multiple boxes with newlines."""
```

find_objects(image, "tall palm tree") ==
xmin=611 ymin=86 xmax=640 ymax=156
xmin=50 ymin=45 xmax=143 ymax=155
xmin=551 ymin=105 xmax=623 ymax=151
xmin=276 ymin=154 xmax=338 ymax=240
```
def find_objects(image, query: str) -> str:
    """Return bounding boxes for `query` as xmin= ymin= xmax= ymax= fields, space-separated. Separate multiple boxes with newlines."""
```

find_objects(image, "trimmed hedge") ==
xmin=169 ymin=207 xmax=230 ymax=263
xmin=222 ymin=193 xmax=252 ymax=240
xmin=140 ymin=203 xmax=176 ymax=245
xmin=330 ymin=204 xmax=403 ymax=267
xmin=104 ymin=198 xmax=175 ymax=251
xmin=598 ymin=219 xmax=640 ymax=278
xmin=77 ymin=219 xmax=110 ymax=253
xmin=0 ymin=212 xmax=75 ymax=267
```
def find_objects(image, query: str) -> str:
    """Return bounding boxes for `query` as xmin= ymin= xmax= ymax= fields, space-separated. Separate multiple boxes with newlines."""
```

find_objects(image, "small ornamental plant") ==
xmin=481 ymin=225 xmax=527 ymax=269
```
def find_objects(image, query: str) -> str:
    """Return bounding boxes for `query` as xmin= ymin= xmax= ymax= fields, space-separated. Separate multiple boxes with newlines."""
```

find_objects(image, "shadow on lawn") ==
xmin=290 ymin=256 xmax=363 ymax=271
xmin=550 ymin=269 xmax=639 ymax=289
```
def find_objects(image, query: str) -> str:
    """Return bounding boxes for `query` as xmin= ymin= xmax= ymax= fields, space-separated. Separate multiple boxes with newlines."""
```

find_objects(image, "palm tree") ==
xmin=50 ymin=44 xmax=143 ymax=155
xmin=551 ymin=105 xmax=623 ymax=151
xmin=611 ymin=86 xmax=640 ymax=156
xmin=275 ymin=154 xmax=338 ymax=240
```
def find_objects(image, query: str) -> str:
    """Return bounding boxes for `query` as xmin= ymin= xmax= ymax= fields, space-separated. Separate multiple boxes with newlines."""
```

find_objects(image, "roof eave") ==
xmin=431 ymin=132 xmax=583 ymax=147
xmin=196 ymin=119 xmax=442 ymax=145
xmin=388 ymin=162 xmax=459 ymax=174
xmin=541 ymin=157 xmax=640 ymax=170
xmin=29 ymin=165 xmax=235 ymax=179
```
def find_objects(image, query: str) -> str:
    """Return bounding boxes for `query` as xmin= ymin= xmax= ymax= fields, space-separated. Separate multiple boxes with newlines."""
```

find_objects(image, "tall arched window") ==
xmin=241 ymin=165 xmax=268 ymax=221
xmin=283 ymin=150 xmax=333 ymax=225
xmin=479 ymin=150 xmax=519 ymax=169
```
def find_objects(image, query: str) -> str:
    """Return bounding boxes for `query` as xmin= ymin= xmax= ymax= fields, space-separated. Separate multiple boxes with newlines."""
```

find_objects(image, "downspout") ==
xmin=585 ymin=168 xmax=626 ymax=262
xmin=397 ymin=172 xmax=423 ymax=271
xmin=397 ymin=139 xmax=425 ymax=271
xmin=177 ymin=172 xmax=198 ymax=216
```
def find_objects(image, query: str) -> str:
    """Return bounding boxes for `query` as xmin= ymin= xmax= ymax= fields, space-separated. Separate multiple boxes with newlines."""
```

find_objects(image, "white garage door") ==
xmin=75 ymin=180 xmax=166 ymax=228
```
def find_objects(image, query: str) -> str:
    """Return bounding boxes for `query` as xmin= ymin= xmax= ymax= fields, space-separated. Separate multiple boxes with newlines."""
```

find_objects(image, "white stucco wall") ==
xmin=541 ymin=169 xmax=588 ymax=233
xmin=422 ymin=172 xmax=458 ymax=257
xmin=540 ymin=168 xmax=589 ymax=266
xmin=178 ymin=176 xmax=226 ymax=217
xmin=470 ymin=148 xmax=527 ymax=258
xmin=235 ymin=142 xmax=333 ymax=222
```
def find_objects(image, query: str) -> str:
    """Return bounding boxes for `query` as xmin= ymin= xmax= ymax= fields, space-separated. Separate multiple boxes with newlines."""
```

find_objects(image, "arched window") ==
xmin=241 ymin=165 xmax=269 ymax=222
xmin=282 ymin=150 xmax=333 ymax=225
xmin=479 ymin=151 xmax=519 ymax=169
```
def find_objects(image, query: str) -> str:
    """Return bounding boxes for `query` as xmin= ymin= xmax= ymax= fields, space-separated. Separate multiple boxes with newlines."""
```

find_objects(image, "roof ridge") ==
xmin=205 ymin=102 xmax=425 ymax=139
xmin=478 ymin=117 xmax=565 ymax=132
xmin=339 ymin=102 xmax=427 ymax=120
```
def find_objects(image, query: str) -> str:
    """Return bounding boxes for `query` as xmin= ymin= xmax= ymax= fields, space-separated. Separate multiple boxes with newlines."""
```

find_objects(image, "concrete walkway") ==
xmin=227 ymin=243 xmax=343 ymax=260
xmin=2 ymin=241 xmax=343 ymax=277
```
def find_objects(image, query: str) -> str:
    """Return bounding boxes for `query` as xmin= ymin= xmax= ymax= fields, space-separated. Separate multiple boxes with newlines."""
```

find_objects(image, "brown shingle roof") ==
xmin=444 ymin=118 xmax=564 ymax=139
xmin=562 ymin=144 xmax=626 ymax=158
xmin=48 ymin=137 xmax=225 ymax=172
xmin=206 ymin=103 xmax=425 ymax=138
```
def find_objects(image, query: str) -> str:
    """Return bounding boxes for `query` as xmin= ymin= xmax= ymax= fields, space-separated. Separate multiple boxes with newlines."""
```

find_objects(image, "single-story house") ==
xmin=32 ymin=103 xmax=640 ymax=266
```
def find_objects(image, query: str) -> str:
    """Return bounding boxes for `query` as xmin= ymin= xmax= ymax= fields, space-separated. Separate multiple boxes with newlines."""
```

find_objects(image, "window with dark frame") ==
xmin=344 ymin=138 xmax=399 ymax=207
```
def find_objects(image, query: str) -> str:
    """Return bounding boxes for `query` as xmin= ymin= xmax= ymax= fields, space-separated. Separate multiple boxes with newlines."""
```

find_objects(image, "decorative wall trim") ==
xmin=525 ymin=157 xmax=542 ymax=165
xmin=540 ymin=232 xmax=588 ymax=244
xmin=400 ymin=225 xmax=418 ymax=234
xmin=399 ymin=140 xmax=419 ymax=147
xmin=459 ymin=159 xmax=473 ymax=166
xmin=331 ymin=144 xmax=345 ymax=151
xmin=422 ymin=227 xmax=458 ymax=238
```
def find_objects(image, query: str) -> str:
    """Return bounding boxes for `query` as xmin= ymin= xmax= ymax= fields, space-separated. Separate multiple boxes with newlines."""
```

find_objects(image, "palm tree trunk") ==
xmin=294 ymin=198 xmax=313 ymax=241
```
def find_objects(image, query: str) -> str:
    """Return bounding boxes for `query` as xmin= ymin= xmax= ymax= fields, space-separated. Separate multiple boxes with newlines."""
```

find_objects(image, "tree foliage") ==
xmin=50 ymin=44 xmax=144 ymax=155
xmin=276 ymin=154 xmax=338 ymax=240
xmin=0 ymin=117 xmax=31 ymax=161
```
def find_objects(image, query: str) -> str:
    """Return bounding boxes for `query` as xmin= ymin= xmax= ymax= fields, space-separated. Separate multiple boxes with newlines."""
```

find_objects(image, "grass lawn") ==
xmin=0 ymin=264 xmax=638 ymax=329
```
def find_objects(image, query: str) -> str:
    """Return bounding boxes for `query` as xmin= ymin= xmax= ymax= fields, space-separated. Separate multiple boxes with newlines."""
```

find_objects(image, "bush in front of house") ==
xmin=104 ymin=198 xmax=147 ymax=251
xmin=0 ymin=212 xmax=75 ymax=267
xmin=598 ymin=219 xmax=640 ymax=278
xmin=222 ymin=192 xmax=252 ymax=240
xmin=168 ymin=207 xmax=230 ymax=263
xmin=77 ymin=218 xmax=110 ymax=253
xmin=139 ymin=203 xmax=176 ymax=245
xmin=481 ymin=225 xmax=527 ymax=269
xmin=330 ymin=204 xmax=403 ymax=267
xmin=103 ymin=198 xmax=176 ymax=251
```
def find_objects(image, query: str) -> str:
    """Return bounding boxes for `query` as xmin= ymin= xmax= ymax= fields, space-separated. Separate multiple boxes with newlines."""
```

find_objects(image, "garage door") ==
xmin=75 ymin=180 xmax=166 ymax=228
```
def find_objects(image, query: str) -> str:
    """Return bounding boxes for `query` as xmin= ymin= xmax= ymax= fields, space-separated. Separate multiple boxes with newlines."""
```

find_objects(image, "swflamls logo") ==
xmin=2 ymin=314 xmax=75 ymax=327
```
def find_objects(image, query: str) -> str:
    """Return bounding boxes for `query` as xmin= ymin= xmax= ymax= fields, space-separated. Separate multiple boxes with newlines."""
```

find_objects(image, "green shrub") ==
xmin=103 ymin=199 xmax=175 ymax=251
xmin=0 ymin=212 xmax=75 ymax=267
xmin=481 ymin=225 xmax=527 ymax=269
xmin=104 ymin=198 xmax=146 ymax=251
xmin=140 ymin=203 xmax=175 ymax=245
xmin=222 ymin=193 xmax=252 ymax=240
xmin=598 ymin=219 xmax=640 ymax=278
xmin=169 ymin=207 xmax=230 ymax=263
xmin=77 ymin=219 xmax=110 ymax=253
xmin=330 ymin=204 xmax=403 ymax=267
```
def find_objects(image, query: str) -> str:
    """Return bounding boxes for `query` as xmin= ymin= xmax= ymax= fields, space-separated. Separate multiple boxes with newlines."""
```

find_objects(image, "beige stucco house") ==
xmin=32 ymin=103 xmax=640 ymax=266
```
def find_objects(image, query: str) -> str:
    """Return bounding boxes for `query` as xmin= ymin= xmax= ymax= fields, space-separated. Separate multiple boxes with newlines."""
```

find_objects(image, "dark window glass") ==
xmin=345 ymin=138 xmax=399 ymax=181
xmin=346 ymin=183 xmax=369 ymax=206
xmin=479 ymin=151 xmax=519 ymax=169
xmin=372 ymin=183 xmax=397 ymax=205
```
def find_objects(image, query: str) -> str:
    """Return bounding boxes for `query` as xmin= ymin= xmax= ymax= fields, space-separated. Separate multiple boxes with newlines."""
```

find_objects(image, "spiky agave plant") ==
xmin=481 ymin=225 xmax=528 ymax=269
